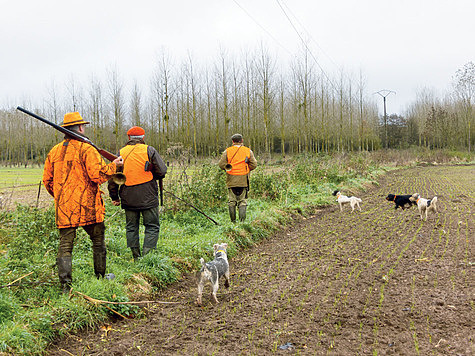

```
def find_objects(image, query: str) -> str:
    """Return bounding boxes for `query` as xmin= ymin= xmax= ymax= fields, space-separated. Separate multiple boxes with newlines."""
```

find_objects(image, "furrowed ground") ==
xmin=51 ymin=165 xmax=474 ymax=355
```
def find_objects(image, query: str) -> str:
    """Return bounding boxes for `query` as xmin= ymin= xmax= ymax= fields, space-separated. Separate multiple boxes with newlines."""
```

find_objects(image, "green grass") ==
xmin=0 ymin=167 xmax=43 ymax=190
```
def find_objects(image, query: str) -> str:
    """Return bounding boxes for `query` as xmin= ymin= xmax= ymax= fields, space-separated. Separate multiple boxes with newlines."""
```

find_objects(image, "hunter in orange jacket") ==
xmin=43 ymin=112 xmax=123 ymax=293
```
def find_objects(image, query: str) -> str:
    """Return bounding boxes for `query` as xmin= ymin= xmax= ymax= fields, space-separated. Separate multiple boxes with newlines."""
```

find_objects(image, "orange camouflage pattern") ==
xmin=43 ymin=139 xmax=117 ymax=228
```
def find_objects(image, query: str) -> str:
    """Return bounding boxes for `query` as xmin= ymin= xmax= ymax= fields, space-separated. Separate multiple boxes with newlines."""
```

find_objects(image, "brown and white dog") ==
xmin=409 ymin=193 xmax=438 ymax=220
xmin=332 ymin=190 xmax=362 ymax=212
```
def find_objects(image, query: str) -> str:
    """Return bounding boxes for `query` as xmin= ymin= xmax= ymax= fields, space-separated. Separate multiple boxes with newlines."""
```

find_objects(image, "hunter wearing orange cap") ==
xmin=43 ymin=112 xmax=123 ymax=293
xmin=108 ymin=126 xmax=167 ymax=261
xmin=218 ymin=134 xmax=257 ymax=222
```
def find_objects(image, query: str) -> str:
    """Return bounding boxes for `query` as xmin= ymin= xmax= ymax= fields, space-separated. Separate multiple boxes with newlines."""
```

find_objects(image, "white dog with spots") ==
xmin=332 ymin=190 xmax=362 ymax=212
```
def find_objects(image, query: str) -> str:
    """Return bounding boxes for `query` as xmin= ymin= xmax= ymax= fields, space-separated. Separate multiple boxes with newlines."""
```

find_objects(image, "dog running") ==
xmin=332 ymin=190 xmax=362 ymax=212
xmin=385 ymin=194 xmax=417 ymax=210
xmin=409 ymin=193 xmax=438 ymax=220
xmin=196 ymin=243 xmax=230 ymax=305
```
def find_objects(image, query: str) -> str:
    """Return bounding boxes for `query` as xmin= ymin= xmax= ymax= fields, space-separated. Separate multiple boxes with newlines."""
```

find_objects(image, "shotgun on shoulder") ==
xmin=17 ymin=106 xmax=130 ymax=185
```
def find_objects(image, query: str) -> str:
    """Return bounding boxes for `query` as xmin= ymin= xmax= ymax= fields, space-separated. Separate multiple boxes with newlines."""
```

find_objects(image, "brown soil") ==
xmin=0 ymin=185 xmax=53 ymax=210
xmin=49 ymin=165 xmax=474 ymax=355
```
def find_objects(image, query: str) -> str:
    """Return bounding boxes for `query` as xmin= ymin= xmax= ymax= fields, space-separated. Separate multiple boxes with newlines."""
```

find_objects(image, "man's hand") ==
xmin=113 ymin=156 xmax=124 ymax=168
xmin=112 ymin=200 xmax=120 ymax=206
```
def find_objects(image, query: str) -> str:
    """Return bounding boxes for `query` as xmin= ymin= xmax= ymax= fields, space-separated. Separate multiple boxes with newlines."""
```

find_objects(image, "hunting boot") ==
xmin=130 ymin=247 xmax=141 ymax=261
xmin=228 ymin=205 xmax=236 ymax=223
xmin=57 ymin=256 xmax=72 ymax=294
xmin=93 ymin=250 xmax=106 ymax=279
xmin=142 ymin=247 xmax=154 ymax=256
xmin=238 ymin=205 xmax=247 ymax=222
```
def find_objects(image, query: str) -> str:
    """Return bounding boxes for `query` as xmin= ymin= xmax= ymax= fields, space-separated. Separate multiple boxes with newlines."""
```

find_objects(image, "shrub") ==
xmin=251 ymin=170 xmax=290 ymax=201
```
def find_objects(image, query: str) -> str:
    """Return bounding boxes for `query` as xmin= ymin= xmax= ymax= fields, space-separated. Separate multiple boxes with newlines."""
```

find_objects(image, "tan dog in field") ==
xmin=409 ymin=193 xmax=438 ymax=220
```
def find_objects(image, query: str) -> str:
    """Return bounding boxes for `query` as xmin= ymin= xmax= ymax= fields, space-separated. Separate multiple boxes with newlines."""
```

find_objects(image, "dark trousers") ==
xmin=125 ymin=207 xmax=160 ymax=249
xmin=58 ymin=222 xmax=106 ymax=282
xmin=228 ymin=187 xmax=247 ymax=208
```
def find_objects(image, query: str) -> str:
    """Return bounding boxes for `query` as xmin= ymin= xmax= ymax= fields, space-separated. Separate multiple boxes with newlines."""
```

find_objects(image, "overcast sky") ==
xmin=1 ymin=0 xmax=473 ymax=115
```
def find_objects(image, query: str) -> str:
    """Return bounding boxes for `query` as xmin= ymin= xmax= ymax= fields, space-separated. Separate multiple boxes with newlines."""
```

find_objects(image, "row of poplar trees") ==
xmin=0 ymin=47 xmax=473 ymax=165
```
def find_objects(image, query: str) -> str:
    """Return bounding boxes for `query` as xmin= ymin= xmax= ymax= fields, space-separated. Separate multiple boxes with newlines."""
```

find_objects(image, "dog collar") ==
xmin=416 ymin=197 xmax=420 ymax=203
xmin=393 ymin=195 xmax=397 ymax=201
xmin=216 ymin=250 xmax=226 ymax=254
xmin=336 ymin=192 xmax=341 ymax=197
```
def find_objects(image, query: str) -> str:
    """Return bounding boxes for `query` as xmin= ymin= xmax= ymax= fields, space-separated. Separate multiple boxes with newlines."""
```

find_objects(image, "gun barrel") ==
xmin=16 ymin=106 xmax=118 ymax=162
xmin=17 ymin=106 xmax=94 ymax=145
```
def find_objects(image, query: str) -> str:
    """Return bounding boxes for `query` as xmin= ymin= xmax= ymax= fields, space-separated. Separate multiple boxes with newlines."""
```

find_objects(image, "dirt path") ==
xmin=50 ymin=165 xmax=474 ymax=355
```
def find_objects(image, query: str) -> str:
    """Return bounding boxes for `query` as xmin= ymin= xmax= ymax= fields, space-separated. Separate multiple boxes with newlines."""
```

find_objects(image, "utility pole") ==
xmin=374 ymin=90 xmax=395 ymax=149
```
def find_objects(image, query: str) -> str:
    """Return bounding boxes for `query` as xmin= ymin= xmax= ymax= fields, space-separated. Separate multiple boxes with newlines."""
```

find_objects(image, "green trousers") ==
xmin=228 ymin=187 xmax=248 ymax=222
xmin=125 ymin=207 xmax=160 ymax=250
xmin=58 ymin=222 xmax=106 ymax=282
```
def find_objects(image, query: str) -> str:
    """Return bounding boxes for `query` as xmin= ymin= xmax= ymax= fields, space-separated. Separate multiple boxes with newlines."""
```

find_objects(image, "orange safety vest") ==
xmin=120 ymin=144 xmax=153 ymax=186
xmin=226 ymin=145 xmax=251 ymax=176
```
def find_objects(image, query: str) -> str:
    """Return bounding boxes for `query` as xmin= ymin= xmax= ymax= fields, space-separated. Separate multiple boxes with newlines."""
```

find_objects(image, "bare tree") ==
xmin=453 ymin=61 xmax=474 ymax=152
xmin=256 ymin=44 xmax=275 ymax=156
xmin=130 ymin=80 xmax=142 ymax=127
xmin=107 ymin=66 xmax=126 ymax=151
xmin=218 ymin=49 xmax=230 ymax=147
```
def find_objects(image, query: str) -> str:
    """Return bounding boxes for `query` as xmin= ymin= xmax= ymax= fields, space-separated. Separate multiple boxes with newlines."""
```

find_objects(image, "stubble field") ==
xmin=51 ymin=165 xmax=474 ymax=355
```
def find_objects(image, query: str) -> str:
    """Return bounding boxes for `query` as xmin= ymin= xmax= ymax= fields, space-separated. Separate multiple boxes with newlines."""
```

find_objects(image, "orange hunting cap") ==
xmin=61 ymin=112 xmax=90 ymax=127
xmin=127 ymin=126 xmax=145 ymax=136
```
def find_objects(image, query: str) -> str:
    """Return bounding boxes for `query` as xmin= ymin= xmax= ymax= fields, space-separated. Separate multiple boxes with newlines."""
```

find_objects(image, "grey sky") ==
xmin=1 ymin=0 xmax=473 ymax=115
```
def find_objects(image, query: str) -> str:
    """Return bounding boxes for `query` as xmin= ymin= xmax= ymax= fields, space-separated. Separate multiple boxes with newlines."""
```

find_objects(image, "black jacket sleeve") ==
xmin=147 ymin=146 xmax=167 ymax=180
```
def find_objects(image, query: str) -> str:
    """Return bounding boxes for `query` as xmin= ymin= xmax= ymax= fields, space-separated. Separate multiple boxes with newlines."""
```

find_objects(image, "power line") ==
xmin=232 ymin=0 xmax=293 ymax=56
xmin=275 ymin=0 xmax=338 ymax=92
xmin=278 ymin=0 xmax=340 ymax=71
xmin=276 ymin=0 xmax=368 ymax=106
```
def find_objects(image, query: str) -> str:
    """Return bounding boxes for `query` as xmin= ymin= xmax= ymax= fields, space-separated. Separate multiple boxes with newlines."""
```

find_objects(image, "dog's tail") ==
xmin=430 ymin=196 xmax=437 ymax=206
xmin=200 ymin=257 xmax=211 ymax=272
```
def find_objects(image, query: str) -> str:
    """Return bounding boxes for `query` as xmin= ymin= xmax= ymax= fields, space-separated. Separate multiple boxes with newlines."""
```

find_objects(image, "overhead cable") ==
xmin=232 ymin=0 xmax=294 ymax=56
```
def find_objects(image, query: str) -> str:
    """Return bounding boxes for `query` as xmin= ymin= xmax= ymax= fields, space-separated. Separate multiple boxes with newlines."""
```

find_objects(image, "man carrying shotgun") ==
xmin=108 ymin=126 xmax=167 ymax=261
xmin=42 ymin=112 xmax=123 ymax=294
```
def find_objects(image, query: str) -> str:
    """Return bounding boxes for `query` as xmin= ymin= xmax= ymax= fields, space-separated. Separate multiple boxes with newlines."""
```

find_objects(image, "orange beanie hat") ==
xmin=127 ymin=126 xmax=145 ymax=136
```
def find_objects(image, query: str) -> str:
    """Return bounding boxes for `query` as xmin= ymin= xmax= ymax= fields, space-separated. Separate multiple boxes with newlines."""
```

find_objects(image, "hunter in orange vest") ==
xmin=108 ymin=126 xmax=167 ymax=261
xmin=218 ymin=134 xmax=257 ymax=222
xmin=43 ymin=112 xmax=123 ymax=293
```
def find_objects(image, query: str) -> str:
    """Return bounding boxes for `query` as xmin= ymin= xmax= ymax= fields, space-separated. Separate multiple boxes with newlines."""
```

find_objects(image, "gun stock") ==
xmin=96 ymin=148 xmax=118 ymax=162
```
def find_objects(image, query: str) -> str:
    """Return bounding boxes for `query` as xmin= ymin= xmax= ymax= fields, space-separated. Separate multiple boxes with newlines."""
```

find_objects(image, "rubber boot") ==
xmin=228 ymin=205 xmax=236 ymax=223
xmin=130 ymin=247 xmax=141 ymax=262
xmin=142 ymin=247 xmax=154 ymax=256
xmin=57 ymin=257 xmax=72 ymax=294
xmin=93 ymin=250 xmax=106 ymax=279
xmin=238 ymin=205 xmax=247 ymax=222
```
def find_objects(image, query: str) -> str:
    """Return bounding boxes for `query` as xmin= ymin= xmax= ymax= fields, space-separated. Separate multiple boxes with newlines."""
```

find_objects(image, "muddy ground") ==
xmin=49 ymin=165 xmax=474 ymax=355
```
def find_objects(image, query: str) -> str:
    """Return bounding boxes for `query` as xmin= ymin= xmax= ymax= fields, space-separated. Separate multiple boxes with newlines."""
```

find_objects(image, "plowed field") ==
xmin=50 ymin=165 xmax=474 ymax=355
